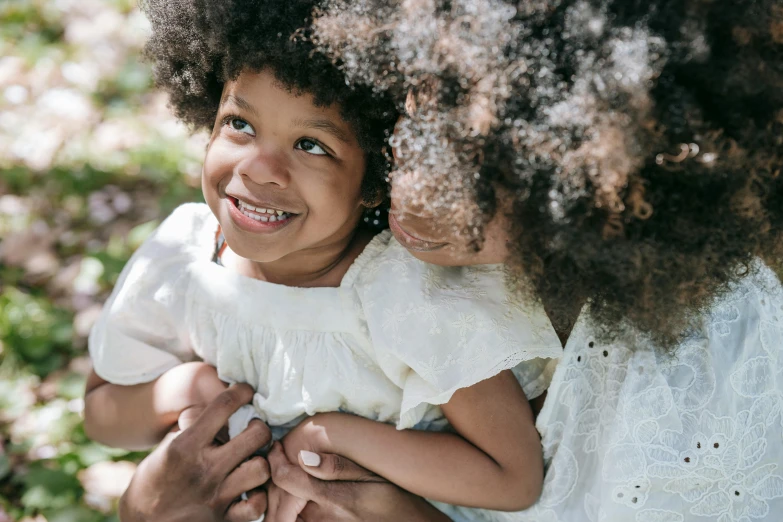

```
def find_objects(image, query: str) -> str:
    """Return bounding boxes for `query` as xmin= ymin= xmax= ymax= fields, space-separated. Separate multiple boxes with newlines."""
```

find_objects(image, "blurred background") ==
xmin=0 ymin=1 xmax=207 ymax=520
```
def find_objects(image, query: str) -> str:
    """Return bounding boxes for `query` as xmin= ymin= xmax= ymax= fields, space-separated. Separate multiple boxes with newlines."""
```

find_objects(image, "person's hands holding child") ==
xmin=262 ymin=415 xmax=336 ymax=521
xmin=120 ymin=384 xmax=272 ymax=522
xmin=264 ymin=413 xmax=450 ymax=522
xmin=168 ymin=361 xmax=230 ymax=432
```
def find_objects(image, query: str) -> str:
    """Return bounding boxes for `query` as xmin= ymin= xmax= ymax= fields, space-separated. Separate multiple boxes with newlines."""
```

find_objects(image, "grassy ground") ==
xmin=0 ymin=1 xmax=206 ymax=520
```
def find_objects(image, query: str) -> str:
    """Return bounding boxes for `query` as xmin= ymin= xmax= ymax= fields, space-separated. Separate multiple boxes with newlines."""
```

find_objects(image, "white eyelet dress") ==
xmin=439 ymin=260 xmax=783 ymax=522
xmin=88 ymin=203 xmax=564 ymax=519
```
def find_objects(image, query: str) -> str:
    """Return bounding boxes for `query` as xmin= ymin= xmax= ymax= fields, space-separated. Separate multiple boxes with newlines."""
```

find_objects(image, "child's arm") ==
xmin=284 ymin=370 xmax=543 ymax=511
xmin=83 ymin=362 xmax=228 ymax=450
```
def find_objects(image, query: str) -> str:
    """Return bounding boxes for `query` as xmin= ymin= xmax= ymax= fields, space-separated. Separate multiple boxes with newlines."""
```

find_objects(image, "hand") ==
xmin=278 ymin=413 xmax=333 ymax=462
xmin=119 ymin=384 xmax=272 ymax=522
xmin=265 ymin=478 xmax=308 ymax=522
xmin=267 ymin=443 xmax=452 ymax=522
xmin=167 ymin=362 xmax=228 ymax=434
xmin=263 ymin=416 xmax=333 ymax=522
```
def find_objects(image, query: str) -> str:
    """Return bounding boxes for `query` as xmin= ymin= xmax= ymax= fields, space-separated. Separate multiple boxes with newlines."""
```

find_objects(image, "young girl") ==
xmin=83 ymin=0 xmax=562 ymax=517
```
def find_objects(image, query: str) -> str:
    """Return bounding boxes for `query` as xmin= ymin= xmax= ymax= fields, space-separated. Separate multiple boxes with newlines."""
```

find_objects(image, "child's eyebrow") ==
xmin=220 ymin=94 xmax=259 ymax=118
xmin=291 ymin=117 xmax=351 ymax=144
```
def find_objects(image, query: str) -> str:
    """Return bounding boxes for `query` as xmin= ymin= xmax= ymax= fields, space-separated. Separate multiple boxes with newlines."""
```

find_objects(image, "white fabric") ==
xmin=89 ymin=201 xmax=561 ymax=432
xmin=440 ymin=260 xmax=783 ymax=522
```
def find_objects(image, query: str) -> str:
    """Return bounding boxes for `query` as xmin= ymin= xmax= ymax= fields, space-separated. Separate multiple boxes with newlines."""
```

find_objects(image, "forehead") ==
xmin=219 ymin=70 xmax=359 ymax=146
xmin=221 ymin=70 xmax=342 ymax=123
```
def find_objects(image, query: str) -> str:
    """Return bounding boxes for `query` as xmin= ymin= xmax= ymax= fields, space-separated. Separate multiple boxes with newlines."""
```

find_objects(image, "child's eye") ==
xmin=224 ymin=117 xmax=255 ymax=136
xmin=295 ymin=138 xmax=328 ymax=156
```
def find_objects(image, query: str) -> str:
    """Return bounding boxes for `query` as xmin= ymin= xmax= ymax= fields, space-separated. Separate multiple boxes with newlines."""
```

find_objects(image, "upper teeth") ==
xmin=237 ymin=199 xmax=286 ymax=215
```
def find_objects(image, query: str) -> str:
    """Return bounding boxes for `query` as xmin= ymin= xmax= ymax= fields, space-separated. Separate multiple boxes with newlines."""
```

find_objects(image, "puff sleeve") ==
xmin=356 ymin=238 xmax=562 ymax=429
xmin=87 ymin=204 xmax=209 ymax=384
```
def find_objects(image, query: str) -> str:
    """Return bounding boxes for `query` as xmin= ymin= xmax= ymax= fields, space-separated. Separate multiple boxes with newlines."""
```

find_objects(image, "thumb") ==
xmin=297 ymin=451 xmax=386 ymax=483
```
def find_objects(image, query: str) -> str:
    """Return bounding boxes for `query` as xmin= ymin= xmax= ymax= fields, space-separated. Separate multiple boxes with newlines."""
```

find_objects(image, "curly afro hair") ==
xmin=312 ymin=0 xmax=783 ymax=345
xmin=140 ymin=0 xmax=398 ymax=209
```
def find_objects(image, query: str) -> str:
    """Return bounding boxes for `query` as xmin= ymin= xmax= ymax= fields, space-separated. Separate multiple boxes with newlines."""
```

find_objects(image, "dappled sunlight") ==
xmin=0 ymin=1 xmax=204 ymax=519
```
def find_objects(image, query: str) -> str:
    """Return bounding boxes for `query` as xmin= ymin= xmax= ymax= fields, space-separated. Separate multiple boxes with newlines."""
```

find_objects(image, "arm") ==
xmin=83 ymin=362 xmax=228 ymax=450
xmin=284 ymin=370 xmax=543 ymax=511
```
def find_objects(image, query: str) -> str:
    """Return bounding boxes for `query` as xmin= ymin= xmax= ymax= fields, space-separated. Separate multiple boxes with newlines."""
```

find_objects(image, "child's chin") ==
xmin=230 ymin=242 xmax=289 ymax=263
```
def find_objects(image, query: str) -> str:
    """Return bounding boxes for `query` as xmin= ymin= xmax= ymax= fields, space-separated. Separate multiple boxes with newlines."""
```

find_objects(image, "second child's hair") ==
xmin=140 ymin=0 xmax=398 ymax=209
xmin=312 ymin=0 xmax=783 ymax=346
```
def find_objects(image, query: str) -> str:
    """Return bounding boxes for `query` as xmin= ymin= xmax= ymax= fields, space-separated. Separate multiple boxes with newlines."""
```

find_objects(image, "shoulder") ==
xmin=133 ymin=203 xmax=216 ymax=262
xmin=154 ymin=203 xmax=216 ymax=249
xmin=110 ymin=203 xmax=215 ymax=294
xmin=88 ymin=208 xmax=212 ymax=383
xmin=355 ymin=232 xmax=561 ymax=355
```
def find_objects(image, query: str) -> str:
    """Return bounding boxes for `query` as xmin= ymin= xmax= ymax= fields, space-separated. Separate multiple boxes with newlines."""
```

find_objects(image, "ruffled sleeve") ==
xmin=355 ymin=236 xmax=562 ymax=429
xmin=88 ymin=204 xmax=211 ymax=385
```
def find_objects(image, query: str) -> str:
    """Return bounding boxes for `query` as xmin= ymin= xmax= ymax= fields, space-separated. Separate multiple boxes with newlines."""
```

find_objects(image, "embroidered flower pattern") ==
xmin=522 ymin=262 xmax=783 ymax=522
xmin=641 ymin=409 xmax=783 ymax=522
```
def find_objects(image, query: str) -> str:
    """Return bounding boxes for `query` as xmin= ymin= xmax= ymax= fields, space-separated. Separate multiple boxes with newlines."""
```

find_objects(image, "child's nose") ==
xmin=238 ymin=146 xmax=290 ymax=189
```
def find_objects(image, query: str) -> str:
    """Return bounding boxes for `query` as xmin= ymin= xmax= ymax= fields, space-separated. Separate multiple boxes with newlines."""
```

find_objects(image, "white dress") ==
xmin=441 ymin=261 xmax=783 ymax=522
xmin=88 ymin=203 xmax=562 ymax=514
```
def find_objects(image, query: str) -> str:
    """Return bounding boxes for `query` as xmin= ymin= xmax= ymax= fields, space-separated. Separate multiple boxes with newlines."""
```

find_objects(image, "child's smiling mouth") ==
xmin=227 ymin=196 xmax=298 ymax=232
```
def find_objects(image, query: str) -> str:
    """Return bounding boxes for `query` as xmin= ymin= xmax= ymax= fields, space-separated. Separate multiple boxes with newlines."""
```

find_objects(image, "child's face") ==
xmin=203 ymin=70 xmax=367 ymax=264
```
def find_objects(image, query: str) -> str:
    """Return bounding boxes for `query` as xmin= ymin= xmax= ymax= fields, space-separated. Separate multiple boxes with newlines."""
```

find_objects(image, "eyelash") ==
xmin=220 ymin=114 xmax=332 ymax=157
xmin=221 ymin=114 xmax=254 ymax=135
xmin=295 ymin=138 xmax=330 ymax=157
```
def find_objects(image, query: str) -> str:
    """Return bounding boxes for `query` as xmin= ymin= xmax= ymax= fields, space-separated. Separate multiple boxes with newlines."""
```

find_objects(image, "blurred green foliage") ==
xmin=0 ymin=288 xmax=73 ymax=376
xmin=0 ymin=1 xmax=203 ymax=519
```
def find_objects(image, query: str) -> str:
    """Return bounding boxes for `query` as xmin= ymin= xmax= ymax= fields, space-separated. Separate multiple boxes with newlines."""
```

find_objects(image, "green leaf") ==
xmin=44 ymin=505 xmax=105 ymax=522
xmin=19 ymin=466 xmax=82 ymax=511
xmin=0 ymin=453 xmax=11 ymax=481
xmin=75 ymin=444 xmax=116 ymax=467
xmin=20 ymin=465 xmax=82 ymax=494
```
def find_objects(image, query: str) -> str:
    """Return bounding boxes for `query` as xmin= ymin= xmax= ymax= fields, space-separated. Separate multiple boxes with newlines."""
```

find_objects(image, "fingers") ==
xmin=299 ymin=502 xmax=326 ymax=521
xmin=214 ymin=419 xmax=272 ymax=474
xmin=218 ymin=456 xmax=271 ymax=505
xmin=266 ymin=481 xmax=280 ymax=521
xmin=158 ymin=428 xmax=182 ymax=447
xmin=225 ymin=489 xmax=267 ymax=522
xmin=297 ymin=503 xmax=315 ymax=521
xmin=178 ymin=404 xmax=205 ymax=431
xmin=267 ymin=442 xmax=327 ymax=503
xmin=177 ymin=384 xmax=254 ymax=448
xmin=298 ymin=451 xmax=385 ymax=483
xmin=277 ymin=489 xmax=308 ymax=522
xmin=178 ymin=405 xmax=229 ymax=445
xmin=266 ymin=483 xmax=307 ymax=522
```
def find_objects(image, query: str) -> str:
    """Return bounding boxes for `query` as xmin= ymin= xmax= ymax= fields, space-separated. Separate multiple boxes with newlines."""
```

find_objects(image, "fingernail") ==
xmin=300 ymin=450 xmax=321 ymax=467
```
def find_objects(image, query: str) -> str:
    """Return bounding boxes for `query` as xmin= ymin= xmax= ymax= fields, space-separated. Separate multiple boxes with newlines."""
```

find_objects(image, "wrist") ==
xmin=310 ymin=411 xmax=347 ymax=454
xmin=284 ymin=412 xmax=345 ymax=458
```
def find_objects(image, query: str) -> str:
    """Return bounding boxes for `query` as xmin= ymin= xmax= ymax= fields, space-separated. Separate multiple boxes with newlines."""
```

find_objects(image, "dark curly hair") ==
xmin=312 ymin=0 xmax=783 ymax=345
xmin=140 ymin=0 xmax=398 ymax=209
